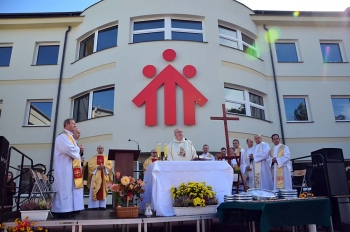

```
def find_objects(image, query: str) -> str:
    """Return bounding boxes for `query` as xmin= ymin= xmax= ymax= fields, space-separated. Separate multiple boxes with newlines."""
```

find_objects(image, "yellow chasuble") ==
xmin=87 ymin=154 xmax=113 ymax=201
xmin=62 ymin=131 xmax=83 ymax=189
xmin=269 ymin=144 xmax=286 ymax=189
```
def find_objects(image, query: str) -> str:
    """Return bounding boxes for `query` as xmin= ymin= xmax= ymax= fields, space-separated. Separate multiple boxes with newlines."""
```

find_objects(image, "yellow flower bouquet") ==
xmin=170 ymin=182 xmax=218 ymax=207
xmin=0 ymin=217 xmax=48 ymax=232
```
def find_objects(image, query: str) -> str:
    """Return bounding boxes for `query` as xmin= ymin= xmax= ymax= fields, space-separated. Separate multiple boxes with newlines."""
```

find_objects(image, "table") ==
xmin=142 ymin=161 xmax=233 ymax=216
xmin=217 ymin=198 xmax=333 ymax=232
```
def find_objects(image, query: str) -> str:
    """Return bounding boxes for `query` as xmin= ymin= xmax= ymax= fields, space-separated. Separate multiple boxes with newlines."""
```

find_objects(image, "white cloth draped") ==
xmin=268 ymin=143 xmax=293 ymax=190
xmin=141 ymin=161 xmax=233 ymax=216
xmin=252 ymin=142 xmax=273 ymax=190
xmin=167 ymin=139 xmax=197 ymax=161
xmin=241 ymin=147 xmax=254 ymax=188
xmin=52 ymin=130 xmax=84 ymax=213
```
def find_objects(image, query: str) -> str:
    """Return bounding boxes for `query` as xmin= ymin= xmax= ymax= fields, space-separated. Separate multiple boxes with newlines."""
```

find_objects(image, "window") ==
xmin=275 ymin=43 xmax=299 ymax=62
xmin=79 ymin=25 xmax=118 ymax=59
xmin=0 ymin=46 xmax=12 ymax=66
xmin=331 ymin=97 xmax=350 ymax=121
xmin=225 ymin=87 xmax=265 ymax=120
xmin=219 ymin=25 xmax=257 ymax=57
xmin=36 ymin=45 xmax=59 ymax=65
xmin=25 ymin=100 xmax=53 ymax=126
xmin=0 ymin=100 xmax=2 ymax=117
xmin=320 ymin=43 xmax=343 ymax=62
xmin=283 ymin=97 xmax=310 ymax=122
xmin=132 ymin=18 xmax=204 ymax=43
xmin=73 ymin=87 xmax=114 ymax=123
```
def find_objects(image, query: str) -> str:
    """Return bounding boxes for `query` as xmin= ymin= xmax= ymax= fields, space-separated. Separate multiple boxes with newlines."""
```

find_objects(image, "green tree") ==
xmin=293 ymin=103 xmax=308 ymax=121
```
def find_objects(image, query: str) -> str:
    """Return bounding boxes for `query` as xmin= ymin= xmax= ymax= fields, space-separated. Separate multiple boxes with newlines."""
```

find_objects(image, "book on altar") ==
xmin=97 ymin=155 xmax=104 ymax=165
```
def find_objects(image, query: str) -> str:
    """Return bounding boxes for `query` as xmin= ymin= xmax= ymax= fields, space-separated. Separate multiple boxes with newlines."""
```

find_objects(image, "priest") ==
xmin=168 ymin=128 xmax=197 ymax=161
xmin=268 ymin=134 xmax=293 ymax=190
xmin=241 ymin=138 xmax=255 ymax=189
xmin=87 ymin=145 xmax=113 ymax=210
xmin=143 ymin=149 xmax=158 ymax=172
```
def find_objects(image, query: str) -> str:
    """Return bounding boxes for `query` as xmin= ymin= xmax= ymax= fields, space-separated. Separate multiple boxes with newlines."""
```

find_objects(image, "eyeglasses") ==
xmin=152 ymin=152 xmax=157 ymax=154
xmin=175 ymin=131 xmax=183 ymax=134
xmin=98 ymin=148 xmax=104 ymax=149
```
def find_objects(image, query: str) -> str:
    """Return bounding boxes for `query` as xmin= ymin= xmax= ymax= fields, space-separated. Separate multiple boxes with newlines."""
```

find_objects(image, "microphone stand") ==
xmin=128 ymin=139 xmax=140 ymax=151
xmin=185 ymin=138 xmax=199 ymax=161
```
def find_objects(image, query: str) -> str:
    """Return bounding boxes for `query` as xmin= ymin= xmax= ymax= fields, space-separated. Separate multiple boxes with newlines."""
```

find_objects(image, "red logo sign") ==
xmin=132 ymin=49 xmax=208 ymax=126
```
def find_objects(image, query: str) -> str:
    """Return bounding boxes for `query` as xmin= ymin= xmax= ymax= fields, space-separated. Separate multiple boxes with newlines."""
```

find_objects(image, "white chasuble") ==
xmin=168 ymin=139 xmax=197 ymax=161
xmin=252 ymin=142 xmax=273 ymax=190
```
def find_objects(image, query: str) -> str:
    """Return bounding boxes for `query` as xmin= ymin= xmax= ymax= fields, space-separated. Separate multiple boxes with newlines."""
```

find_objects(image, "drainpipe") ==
xmin=263 ymin=25 xmax=285 ymax=144
xmin=49 ymin=26 xmax=71 ymax=171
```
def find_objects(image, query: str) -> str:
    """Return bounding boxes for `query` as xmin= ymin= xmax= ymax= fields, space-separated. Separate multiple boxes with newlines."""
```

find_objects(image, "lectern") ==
xmin=108 ymin=149 xmax=140 ymax=177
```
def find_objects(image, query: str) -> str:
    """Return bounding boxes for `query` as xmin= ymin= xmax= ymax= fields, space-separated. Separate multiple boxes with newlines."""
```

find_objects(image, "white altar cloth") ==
xmin=141 ymin=161 xmax=233 ymax=216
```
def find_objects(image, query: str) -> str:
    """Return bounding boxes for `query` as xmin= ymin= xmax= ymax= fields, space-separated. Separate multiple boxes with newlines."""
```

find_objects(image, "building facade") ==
xmin=0 ymin=0 xmax=349 ymax=177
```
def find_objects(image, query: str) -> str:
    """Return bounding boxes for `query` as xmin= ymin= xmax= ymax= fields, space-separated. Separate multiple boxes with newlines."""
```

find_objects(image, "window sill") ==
xmin=286 ymin=121 xmax=314 ymax=123
xmin=31 ymin=64 xmax=57 ymax=66
xmin=22 ymin=125 xmax=51 ymax=127
xmin=129 ymin=40 xmax=208 ymax=45
xmin=226 ymin=112 xmax=272 ymax=123
xmin=219 ymin=44 xmax=263 ymax=62
xmin=72 ymin=45 xmax=117 ymax=64
xmin=75 ymin=114 xmax=114 ymax=123
xmin=323 ymin=62 xmax=349 ymax=63
xmin=335 ymin=120 xmax=350 ymax=122
xmin=277 ymin=61 xmax=304 ymax=63
xmin=0 ymin=65 xmax=10 ymax=67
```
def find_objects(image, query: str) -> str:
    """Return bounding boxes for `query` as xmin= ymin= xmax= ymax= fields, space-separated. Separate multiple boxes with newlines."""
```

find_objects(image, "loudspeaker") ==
xmin=311 ymin=148 xmax=349 ymax=196
xmin=0 ymin=136 xmax=10 ymax=203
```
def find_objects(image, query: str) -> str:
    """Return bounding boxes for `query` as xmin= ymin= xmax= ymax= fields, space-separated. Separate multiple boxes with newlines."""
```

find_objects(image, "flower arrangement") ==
xmin=0 ymin=217 xmax=48 ymax=232
xmin=299 ymin=192 xmax=314 ymax=198
xmin=20 ymin=200 xmax=51 ymax=211
xmin=107 ymin=172 xmax=146 ymax=207
xmin=171 ymin=182 xmax=218 ymax=207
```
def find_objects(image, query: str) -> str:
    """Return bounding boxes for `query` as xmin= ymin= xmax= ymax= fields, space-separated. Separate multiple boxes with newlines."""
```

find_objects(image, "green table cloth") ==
xmin=217 ymin=198 xmax=332 ymax=232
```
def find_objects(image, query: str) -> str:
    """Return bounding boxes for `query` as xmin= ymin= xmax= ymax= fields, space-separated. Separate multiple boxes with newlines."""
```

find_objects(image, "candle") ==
xmin=164 ymin=143 xmax=168 ymax=158
xmin=156 ymin=143 xmax=161 ymax=158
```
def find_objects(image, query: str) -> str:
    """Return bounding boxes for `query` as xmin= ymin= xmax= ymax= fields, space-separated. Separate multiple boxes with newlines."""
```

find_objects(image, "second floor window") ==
xmin=36 ymin=45 xmax=59 ymax=65
xmin=320 ymin=43 xmax=343 ymax=63
xmin=0 ymin=46 xmax=13 ymax=66
xmin=25 ymin=100 xmax=53 ymax=126
xmin=275 ymin=42 xmax=299 ymax=62
xmin=283 ymin=97 xmax=310 ymax=122
xmin=132 ymin=17 xmax=204 ymax=43
xmin=331 ymin=97 xmax=350 ymax=121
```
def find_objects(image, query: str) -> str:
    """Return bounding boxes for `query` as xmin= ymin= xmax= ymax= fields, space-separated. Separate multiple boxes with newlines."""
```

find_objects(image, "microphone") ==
xmin=185 ymin=138 xmax=199 ymax=160
xmin=128 ymin=139 xmax=140 ymax=150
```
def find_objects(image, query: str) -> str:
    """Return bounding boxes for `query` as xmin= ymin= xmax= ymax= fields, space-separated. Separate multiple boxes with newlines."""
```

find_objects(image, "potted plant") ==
xmin=170 ymin=182 xmax=218 ymax=216
xmin=20 ymin=200 xmax=51 ymax=221
xmin=233 ymin=166 xmax=240 ymax=182
xmin=107 ymin=172 xmax=146 ymax=218
xmin=0 ymin=216 xmax=49 ymax=232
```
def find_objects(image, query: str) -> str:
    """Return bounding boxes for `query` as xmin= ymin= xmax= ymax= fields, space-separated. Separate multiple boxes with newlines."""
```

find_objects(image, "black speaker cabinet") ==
xmin=311 ymin=148 xmax=349 ymax=196
xmin=0 ymin=136 xmax=10 ymax=202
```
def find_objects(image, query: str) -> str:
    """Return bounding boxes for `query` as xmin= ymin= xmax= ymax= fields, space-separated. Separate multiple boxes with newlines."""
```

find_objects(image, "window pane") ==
xmin=36 ymin=45 xmax=59 ymax=65
xmin=79 ymin=34 xmax=94 ymax=59
xmin=249 ymin=93 xmax=264 ymax=106
xmin=171 ymin=32 xmax=203 ymax=42
xmin=225 ymin=102 xmax=246 ymax=115
xmin=134 ymin=20 xmax=164 ymax=31
xmin=250 ymin=106 xmax=265 ymax=120
xmin=91 ymin=88 xmax=114 ymax=119
xmin=0 ymin=47 xmax=12 ymax=66
xmin=0 ymin=100 xmax=2 ymax=117
xmin=242 ymin=33 xmax=255 ymax=47
xmin=171 ymin=19 xmax=202 ymax=30
xmin=28 ymin=102 xmax=53 ymax=125
xmin=18 ymin=168 xmax=31 ymax=195
xmin=225 ymin=88 xmax=244 ymax=102
xmin=283 ymin=98 xmax=309 ymax=121
xmin=219 ymin=38 xmax=238 ymax=49
xmin=133 ymin=32 xmax=164 ymax=43
xmin=97 ymin=26 xmax=118 ymax=51
xmin=275 ymin=43 xmax=298 ymax=62
xmin=320 ymin=43 xmax=342 ymax=62
xmin=331 ymin=98 xmax=350 ymax=121
xmin=243 ymin=45 xmax=257 ymax=57
xmin=73 ymin=94 xmax=89 ymax=122
xmin=218 ymin=26 xmax=237 ymax=39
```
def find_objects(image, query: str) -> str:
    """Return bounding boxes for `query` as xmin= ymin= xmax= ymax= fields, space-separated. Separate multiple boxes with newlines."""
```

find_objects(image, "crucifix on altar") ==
xmin=210 ymin=104 xmax=246 ymax=193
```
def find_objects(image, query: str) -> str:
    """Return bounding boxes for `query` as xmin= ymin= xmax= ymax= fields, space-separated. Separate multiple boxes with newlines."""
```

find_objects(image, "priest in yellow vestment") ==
xmin=87 ymin=145 xmax=113 ymax=209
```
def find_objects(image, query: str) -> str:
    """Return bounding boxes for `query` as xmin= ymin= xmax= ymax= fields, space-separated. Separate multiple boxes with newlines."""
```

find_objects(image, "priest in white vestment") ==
xmin=52 ymin=118 xmax=85 ymax=218
xmin=198 ymin=144 xmax=215 ymax=160
xmin=268 ymin=134 xmax=293 ymax=190
xmin=168 ymin=128 xmax=197 ymax=161
xmin=249 ymin=134 xmax=273 ymax=190
xmin=231 ymin=139 xmax=245 ymax=167
xmin=240 ymin=138 xmax=254 ymax=188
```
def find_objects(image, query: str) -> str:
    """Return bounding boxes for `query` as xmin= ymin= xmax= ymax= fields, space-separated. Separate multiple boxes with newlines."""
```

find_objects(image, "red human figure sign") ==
xmin=132 ymin=49 xmax=208 ymax=126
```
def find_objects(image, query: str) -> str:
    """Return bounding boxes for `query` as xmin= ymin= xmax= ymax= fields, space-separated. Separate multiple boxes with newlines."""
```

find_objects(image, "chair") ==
xmin=292 ymin=169 xmax=308 ymax=196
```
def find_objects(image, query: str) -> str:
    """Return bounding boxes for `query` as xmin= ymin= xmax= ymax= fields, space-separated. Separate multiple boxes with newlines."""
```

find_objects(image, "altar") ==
xmin=141 ymin=161 xmax=233 ymax=216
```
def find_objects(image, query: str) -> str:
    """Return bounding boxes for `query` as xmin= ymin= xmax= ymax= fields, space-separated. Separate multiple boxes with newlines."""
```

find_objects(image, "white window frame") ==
xmin=283 ymin=96 xmax=312 ymax=122
xmin=319 ymin=40 xmax=346 ymax=63
xmin=274 ymin=39 xmax=302 ymax=62
xmin=331 ymin=96 xmax=350 ymax=122
xmin=72 ymin=85 xmax=115 ymax=122
xmin=24 ymin=99 xmax=53 ymax=126
xmin=33 ymin=42 xmax=60 ymax=65
xmin=225 ymin=87 xmax=266 ymax=119
xmin=77 ymin=24 xmax=118 ymax=60
xmin=131 ymin=16 xmax=205 ymax=43
xmin=219 ymin=24 xmax=258 ymax=57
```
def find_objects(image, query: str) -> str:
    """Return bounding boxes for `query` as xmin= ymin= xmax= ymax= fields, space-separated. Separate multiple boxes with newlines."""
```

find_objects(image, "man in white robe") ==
xmin=249 ymin=134 xmax=273 ymax=190
xmin=241 ymin=138 xmax=255 ymax=189
xmin=231 ymin=139 xmax=245 ymax=167
xmin=168 ymin=128 xmax=197 ymax=161
xmin=198 ymin=144 xmax=215 ymax=160
xmin=268 ymin=134 xmax=293 ymax=190
xmin=52 ymin=118 xmax=85 ymax=218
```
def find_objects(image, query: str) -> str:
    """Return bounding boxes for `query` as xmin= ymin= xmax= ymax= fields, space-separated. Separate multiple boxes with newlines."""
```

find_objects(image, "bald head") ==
xmin=73 ymin=128 xmax=81 ymax=140
xmin=254 ymin=134 xmax=262 ymax=144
